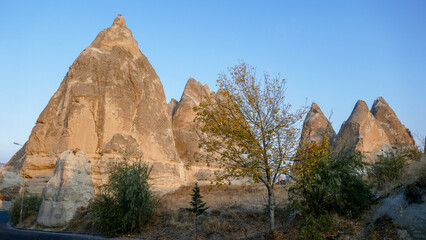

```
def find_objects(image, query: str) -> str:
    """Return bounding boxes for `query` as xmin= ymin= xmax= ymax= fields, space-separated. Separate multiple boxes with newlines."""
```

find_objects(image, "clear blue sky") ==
xmin=0 ymin=1 xmax=425 ymax=163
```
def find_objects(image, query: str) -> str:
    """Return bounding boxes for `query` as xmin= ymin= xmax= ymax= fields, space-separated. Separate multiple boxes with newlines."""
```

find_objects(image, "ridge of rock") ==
xmin=301 ymin=102 xmax=336 ymax=144
xmin=371 ymin=97 xmax=416 ymax=149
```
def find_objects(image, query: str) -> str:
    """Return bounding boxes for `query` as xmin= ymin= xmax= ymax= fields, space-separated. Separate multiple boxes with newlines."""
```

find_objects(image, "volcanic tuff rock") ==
xmin=172 ymin=78 xmax=217 ymax=182
xmin=371 ymin=97 xmax=416 ymax=149
xmin=334 ymin=100 xmax=391 ymax=162
xmin=167 ymin=98 xmax=179 ymax=117
xmin=37 ymin=150 xmax=94 ymax=227
xmin=0 ymin=145 xmax=26 ymax=209
xmin=0 ymin=14 xmax=186 ymax=210
xmin=301 ymin=103 xmax=336 ymax=144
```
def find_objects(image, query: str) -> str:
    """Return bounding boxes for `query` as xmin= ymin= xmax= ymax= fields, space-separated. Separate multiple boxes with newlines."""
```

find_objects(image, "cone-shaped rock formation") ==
xmin=172 ymin=78 xmax=216 ymax=182
xmin=301 ymin=103 xmax=336 ymax=144
xmin=334 ymin=100 xmax=391 ymax=162
xmin=0 ymin=15 xmax=185 ymax=209
xmin=371 ymin=97 xmax=416 ymax=149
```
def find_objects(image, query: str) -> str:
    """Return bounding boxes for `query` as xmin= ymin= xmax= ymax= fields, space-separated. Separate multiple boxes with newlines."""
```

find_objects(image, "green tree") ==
xmin=90 ymin=160 xmax=155 ymax=237
xmin=9 ymin=194 xmax=42 ymax=226
xmin=186 ymin=182 xmax=208 ymax=240
xmin=194 ymin=61 xmax=306 ymax=237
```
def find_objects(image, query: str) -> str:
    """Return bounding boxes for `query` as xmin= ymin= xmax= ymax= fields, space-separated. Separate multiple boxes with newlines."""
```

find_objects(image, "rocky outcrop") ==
xmin=0 ymin=14 xmax=186 ymax=209
xmin=37 ymin=150 xmax=94 ymax=227
xmin=334 ymin=100 xmax=391 ymax=162
xmin=167 ymin=98 xmax=179 ymax=117
xmin=301 ymin=103 xmax=336 ymax=144
xmin=0 ymin=145 xmax=26 ymax=209
xmin=172 ymin=78 xmax=217 ymax=182
xmin=371 ymin=176 xmax=426 ymax=239
xmin=173 ymin=78 xmax=211 ymax=164
xmin=371 ymin=97 xmax=416 ymax=150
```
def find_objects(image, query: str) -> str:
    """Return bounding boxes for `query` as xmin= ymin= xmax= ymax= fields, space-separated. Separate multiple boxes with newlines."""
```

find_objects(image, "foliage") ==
xmin=370 ymin=151 xmax=407 ymax=188
xmin=186 ymin=182 xmax=208 ymax=216
xmin=290 ymin=135 xmax=374 ymax=220
xmin=9 ymin=194 xmax=43 ymax=225
xmin=90 ymin=160 xmax=155 ymax=237
xmin=299 ymin=213 xmax=334 ymax=240
xmin=194 ymin=61 xmax=306 ymax=235
xmin=186 ymin=182 xmax=208 ymax=240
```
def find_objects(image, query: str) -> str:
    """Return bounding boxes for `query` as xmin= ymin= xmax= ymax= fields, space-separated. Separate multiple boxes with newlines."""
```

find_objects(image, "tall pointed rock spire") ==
xmin=301 ymin=103 xmax=336 ymax=144
xmin=371 ymin=97 xmax=416 ymax=149
xmin=0 ymin=15 xmax=185 ymax=210
xmin=334 ymin=100 xmax=391 ymax=162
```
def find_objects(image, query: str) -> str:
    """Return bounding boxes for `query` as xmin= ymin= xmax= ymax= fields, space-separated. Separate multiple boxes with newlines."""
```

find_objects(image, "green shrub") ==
xmin=90 ymin=160 xmax=156 ymax=237
xmin=300 ymin=213 xmax=334 ymax=240
xmin=290 ymin=150 xmax=374 ymax=219
xmin=370 ymin=151 xmax=407 ymax=188
xmin=9 ymin=194 xmax=43 ymax=225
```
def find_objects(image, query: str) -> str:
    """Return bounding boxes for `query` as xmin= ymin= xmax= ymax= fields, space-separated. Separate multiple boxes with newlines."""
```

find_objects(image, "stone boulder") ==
xmin=37 ymin=150 xmax=94 ymax=227
xmin=301 ymin=103 xmax=336 ymax=144
xmin=371 ymin=97 xmax=416 ymax=150
xmin=334 ymin=100 xmax=391 ymax=162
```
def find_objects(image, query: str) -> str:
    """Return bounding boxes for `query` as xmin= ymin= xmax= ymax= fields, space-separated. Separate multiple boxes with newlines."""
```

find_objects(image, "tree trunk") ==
xmin=267 ymin=185 xmax=275 ymax=238
xmin=195 ymin=216 xmax=198 ymax=240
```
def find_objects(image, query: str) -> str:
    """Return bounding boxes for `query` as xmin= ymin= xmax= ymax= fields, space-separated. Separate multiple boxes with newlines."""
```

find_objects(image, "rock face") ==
xmin=334 ymin=100 xmax=391 ymax=162
xmin=37 ymin=150 xmax=94 ymax=227
xmin=167 ymin=98 xmax=179 ymax=117
xmin=0 ymin=14 xmax=186 ymax=210
xmin=301 ymin=103 xmax=336 ymax=144
xmin=172 ymin=78 xmax=217 ymax=182
xmin=0 ymin=145 xmax=26 ymax=209
xmin=173 ymin=78 xmax=211 ymax=164
xmin=371 ymin=97 xmax=416 ymax=150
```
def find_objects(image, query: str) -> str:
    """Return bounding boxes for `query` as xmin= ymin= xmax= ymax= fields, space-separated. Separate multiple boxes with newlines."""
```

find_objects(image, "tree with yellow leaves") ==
xmin=194 ymin=61 xmax=306 ymax=237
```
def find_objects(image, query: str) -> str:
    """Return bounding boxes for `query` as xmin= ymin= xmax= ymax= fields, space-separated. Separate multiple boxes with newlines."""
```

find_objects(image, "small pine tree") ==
xmin=186 ymin=182 xmax=208 ymax=240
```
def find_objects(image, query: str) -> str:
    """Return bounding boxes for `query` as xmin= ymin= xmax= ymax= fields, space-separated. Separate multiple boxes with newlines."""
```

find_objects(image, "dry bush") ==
xmin=159 ymin=183 xmax=289 ymax=212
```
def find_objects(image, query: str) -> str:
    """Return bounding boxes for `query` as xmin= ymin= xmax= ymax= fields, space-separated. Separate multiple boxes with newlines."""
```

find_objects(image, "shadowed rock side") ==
xmin=301 ymin=103 xmax=336 ymax=144
xmin=0 ymin=145 xmax=26 ymax=209
xmin=172 ymin=78 xmax=217 ymax=182
xmin=37 ymin=150 xmax=94 ymax=227
xmin=334 ymin=100 xmax=391 ymax=162
xmin=0 ymin=15 xmax=186 ymax=209
xmin=167 ymin=98 xmax=179 ymax=118
xmin=371 ymin=97 xmax=416 ymax=150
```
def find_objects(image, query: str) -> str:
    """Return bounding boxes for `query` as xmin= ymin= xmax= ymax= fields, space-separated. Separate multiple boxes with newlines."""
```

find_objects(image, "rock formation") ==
xmin=37 ymin=150 xmax=94 ymax=227
xmin=0 ymin=14 xmax=187 ymax=210
xmin=167 ymin=98 xmax=179 ymax=117
xmin=300 ymin=103 xmax=336 ymax=144
xmin=334 ymin=100 xmax=391 ymax=162
xmin=371 ymin=97 xmax=416 ymax=150
xmin=172 ymin=78 xmax=216 ymax=182
xmin=0 ymin=145 xmax=26 ymax=209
